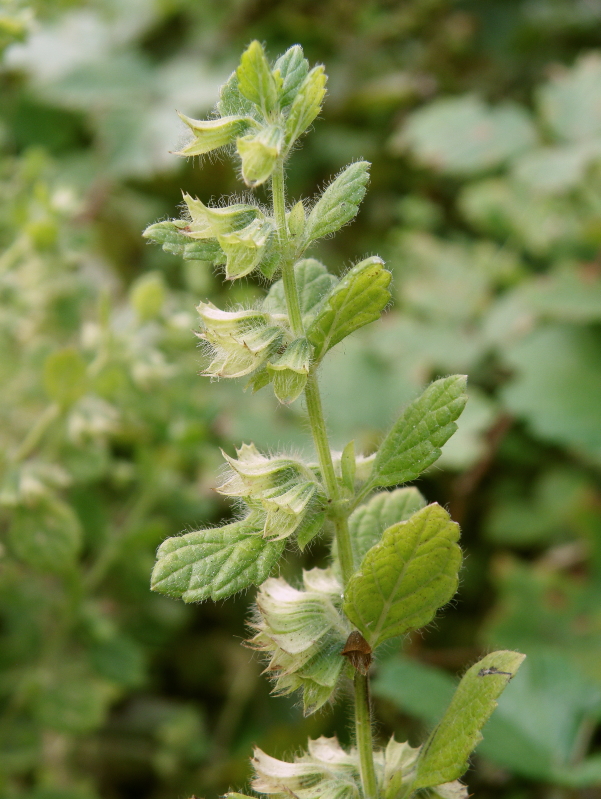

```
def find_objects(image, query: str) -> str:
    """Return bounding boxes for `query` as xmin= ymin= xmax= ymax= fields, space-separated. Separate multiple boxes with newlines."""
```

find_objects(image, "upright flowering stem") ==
xmin=147 ymin=42 xmax=521 ymax=799
xmin=270 ymin=155 xmax=377 ymax=799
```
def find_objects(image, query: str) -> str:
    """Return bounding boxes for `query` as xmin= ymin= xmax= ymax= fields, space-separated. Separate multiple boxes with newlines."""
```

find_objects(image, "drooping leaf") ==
xmin=343 ymin=503 xmax=461 ymax=649
xmin=370 ymin=376 xmax=468 ymax=488
xmin=151 ymin=514 xmax=284 ymax=602
xmin=236 ymin=40 xmax=279 ymax=117
xmin=263 ymin=258 xmax=337 ymax=326
xmin=348 ymin=487 xmax=427 ymax=569
xmin=307 ymin=256 xmax=391 ymax=359
xmin=284 ymin=65 xmax=327 ymax=147
xmin=274 ymin=45 xmax=309 ymax=107
xmin=412 ymin=651 xmax=526 ymax=789
xmin=305 ymin=161 xmax=370 ymax=242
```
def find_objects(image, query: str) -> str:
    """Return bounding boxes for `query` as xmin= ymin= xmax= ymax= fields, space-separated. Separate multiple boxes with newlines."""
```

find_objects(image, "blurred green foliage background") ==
xmin=2 ymin=1 xmax=601 ymax=797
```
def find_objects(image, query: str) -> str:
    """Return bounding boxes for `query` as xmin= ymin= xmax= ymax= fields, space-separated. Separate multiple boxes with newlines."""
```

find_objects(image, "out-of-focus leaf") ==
xmin=8 ymin=498 xmax=82 ymax=572
xmin=537 ymin=53 xmax=601 ymax=143
xmin=501 ymin=325 xmax=601 ymax=457
xmin=396 ymin=95 xmax=537 ymax=175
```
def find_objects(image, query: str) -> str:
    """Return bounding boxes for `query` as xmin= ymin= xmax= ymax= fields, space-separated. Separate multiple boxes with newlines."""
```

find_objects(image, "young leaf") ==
xmin=348 ymin=487 xmax=427 ymax=568
xmin=236 ymin=40 xmax=279 ymax=117
xmin=412 ymin=651 xmax=526 ymax=790
xmin=307 ymin=256 xmax=391 ymax=359
xmin=370 ymin=376 xmax=468 ymax=489
xmin=305 ymin=161 xmax=370 ymax=242
xmin=343 ymin=503 xmax=461 ymax=649
xmin=151 ymin=515 xmax=284 ymax=602
xmin=263 ymin=259 xmax=337 ymax=326
xmin=218 ymin=71 xmax=257 ymax=118
xmin=175 ymin=113 xmax=255 ymax=157
xmin=274 ymin=45 xmax=309 ymax=107
xmin=284 ymin=65 xmax=327 ymax=147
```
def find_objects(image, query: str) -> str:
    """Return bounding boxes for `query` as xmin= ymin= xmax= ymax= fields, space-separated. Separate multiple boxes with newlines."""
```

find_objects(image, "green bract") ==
xmin=146 ymin=41 xmax=524 ymax=799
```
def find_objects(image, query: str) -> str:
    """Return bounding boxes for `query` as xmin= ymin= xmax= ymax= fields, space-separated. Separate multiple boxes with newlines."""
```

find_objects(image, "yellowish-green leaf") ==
xmin=236 ymin=40 xmax=279 ymax=116
xmin=343 ymin=504 xmax=461 ymax=649
xmin=413 ymin=651 xmax=526 ymax=789
xmin=284 ymin=65 xmax=327 ymax=147
xmin=307 ymin=256 xmax=391 ymax=359
xmin=348 ymin=487 xmax=427 ymax=569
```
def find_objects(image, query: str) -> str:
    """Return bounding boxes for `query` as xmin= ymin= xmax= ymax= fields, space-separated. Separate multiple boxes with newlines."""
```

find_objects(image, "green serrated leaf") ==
xmin=274 ymin=45 xmax=309 ymax=107
xmin=371 ymin=376 xmax=468 ymax=488
xmin=236 ymin=41 xmax=279 ymax=117
xmin=151 ymin=514 xmax=284 ymax=602
xmin=263 ymin=259 xmax=337 ymax=326
xmin=305 ymin=161 xmax=370 ymax=242
xmin=43 ymin=348 xmax=87 ymax=406
xmin=284 ymin=65 xmax=327 ymax=147
xmin=343 ymin=503 xmax=461 ymax=649
xmin=175 ymin=113 xmax=255 ymax=157
xmin=413 ymin=651 xmax=526 ymax=789
xmin=307 ymin=256 xmax=391 ymax=359
xmin=348 ymin=487 xmax=427 ymax=568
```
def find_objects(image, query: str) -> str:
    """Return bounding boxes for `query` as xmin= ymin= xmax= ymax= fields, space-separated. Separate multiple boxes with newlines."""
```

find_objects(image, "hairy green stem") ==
xmin=304 ymin=373 xmax=354 ymax=585
xmin=355 ymin=672 xmax=379 ymax=799
xmin=272 ymin=160 xmax=303 ymax=336
xmin=272 ymin=158 xmax=377 ymax=799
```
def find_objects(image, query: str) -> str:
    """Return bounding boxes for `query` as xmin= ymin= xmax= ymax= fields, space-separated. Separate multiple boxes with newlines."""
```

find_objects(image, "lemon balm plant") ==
xmin=145 ymin=42 xmax=525 ymax=799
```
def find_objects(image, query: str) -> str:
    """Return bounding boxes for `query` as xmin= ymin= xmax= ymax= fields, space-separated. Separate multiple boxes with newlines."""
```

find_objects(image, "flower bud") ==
xmin=197 ymin=303 xmax=283 ymax=379
xmin=217 ymin=444 xmax=325 ymax=540
xmin=218 ymin=217 xmax=275 ymax=279
xmin=267 ymin=337 xmax=312 ymax=403
xmin=237 ymin=125 xmax=284 ymax=187
xmin=249 ymin=568 xmax=350 ymax=714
